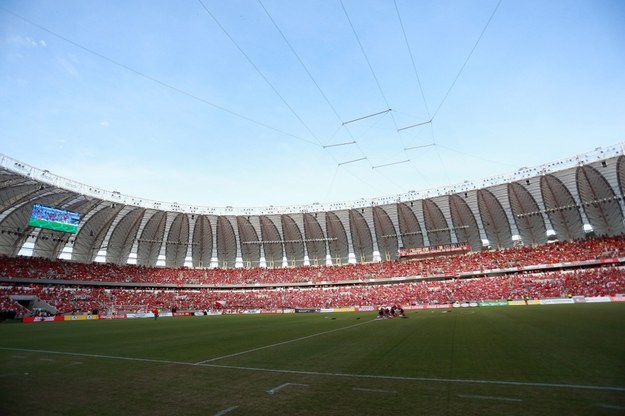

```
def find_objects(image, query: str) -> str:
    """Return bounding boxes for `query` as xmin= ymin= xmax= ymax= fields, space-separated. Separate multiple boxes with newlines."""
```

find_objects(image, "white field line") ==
xmin=596 ymin=403 xmax=625 ymax=410
xmin=267 ymin=382 xmax=308 ymax=395
xmin=458 ymin=394 xmax=523 ymax=402
xmin=352 ymin=387 xmax=397 ymax=394
xmin=213 ymin=405 xmax=238 ymax=416
xmin=1 ymin=346 xmax=624 ymax=393
xmin=194 ymin=320 xmax=374 ymax=365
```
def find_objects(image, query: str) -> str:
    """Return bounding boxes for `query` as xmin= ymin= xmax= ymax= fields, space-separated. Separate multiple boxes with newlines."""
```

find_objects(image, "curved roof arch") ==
xmin=136 ymin=211 xmax=167 ymax=267
xmin=422 ymin=199 xmax=451 ymax=245
xmin=508 ymin=181 xmax=547 ymax=245
xmin=191 ymin=215 xmax=213 ymax=268
xmin=372 ymin=206 xmax=398 ymax=261
xmin=397 ymin=202 xmax=424 ymax=248
xmin=477 ymin=188 xmax=513 ymax=249
xmin=0 ymin=146 xmax=623 ymax=267
xmin=106 ymin=207 xmax=144 ymax=265
xmin=349 ymin=209 xmax=374 ymax=263
xmin=617 ymin=156 xmax=625 ymax=196
xmin=448 ymin=193 xmax=482 ymax=251
xmin=325 ymin=211 xmax=349 ymax=265
xmin=71 ymin=206 xmax=112 ymax=262
xmin=281 ymin=215 xmax=305 ymax=267
xmin=259 ymin=216 xmax=283 ymax=267
xmin=237 ymin=216 xmax=260 ymax=268
xmin=166 ymin=213 xmax=190 ymax=268
xmin=216 ymin=216 xmax=237 ymax=268
xmin=540 ymin=174 xmax=585 ymax=241
xmin=302 ymin=213 xmax=326 ymax=266
xmin=576 ymin=165 xmax=623 ymax=236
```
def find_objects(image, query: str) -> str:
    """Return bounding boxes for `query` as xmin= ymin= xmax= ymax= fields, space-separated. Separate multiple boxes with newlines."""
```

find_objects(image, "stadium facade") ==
xmin=0 ymin=144 xmax=623 ymax=268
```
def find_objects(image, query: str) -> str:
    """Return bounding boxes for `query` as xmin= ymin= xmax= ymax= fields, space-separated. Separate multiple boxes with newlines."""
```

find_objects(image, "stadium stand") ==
xmin=1 ymin=236 xmax=624 ymax=316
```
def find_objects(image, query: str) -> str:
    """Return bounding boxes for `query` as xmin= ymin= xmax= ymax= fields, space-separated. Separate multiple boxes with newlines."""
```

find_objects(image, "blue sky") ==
xmin=1 ymin=0 xmax=624 ymax=208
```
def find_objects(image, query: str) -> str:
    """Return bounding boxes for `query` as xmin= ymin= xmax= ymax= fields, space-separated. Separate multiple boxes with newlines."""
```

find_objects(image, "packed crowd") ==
xmin=1 ymin=236 xmax=624 ymax=315
xmin=0 ymin=292 xmax=29 ymax=315
xmin=0 ymin=236 xmax=623 ymax=286
xmin=1 ymin=266 xmax=623 ymax=314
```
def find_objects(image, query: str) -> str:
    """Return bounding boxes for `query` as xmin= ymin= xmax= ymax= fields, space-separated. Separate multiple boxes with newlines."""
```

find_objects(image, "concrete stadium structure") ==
xmin=1 ymin=144 xmax=623 ymax=268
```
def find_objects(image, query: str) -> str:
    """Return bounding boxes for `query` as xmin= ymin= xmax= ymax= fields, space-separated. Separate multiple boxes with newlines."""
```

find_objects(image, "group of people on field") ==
xmin=377 ymin=305 xmax=407 ymax=319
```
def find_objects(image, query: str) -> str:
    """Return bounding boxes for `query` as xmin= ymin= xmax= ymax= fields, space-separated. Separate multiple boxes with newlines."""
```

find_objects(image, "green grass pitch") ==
xmin=1 ymin=303 xmax=624 ymax=415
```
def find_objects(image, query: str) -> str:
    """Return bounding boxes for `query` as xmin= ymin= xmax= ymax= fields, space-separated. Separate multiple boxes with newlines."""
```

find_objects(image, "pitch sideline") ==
xmin=1 ymin=346 xmax=624 ymax=393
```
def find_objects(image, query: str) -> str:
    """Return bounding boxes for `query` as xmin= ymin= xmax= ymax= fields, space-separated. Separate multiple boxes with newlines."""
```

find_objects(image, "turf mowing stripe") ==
xmin=194 ymin=319 xmax=374 ymax=364
xmin=458 ymin=394 xmax=523 ymax=402
xmin=2 ymin=346 xmax=624 ymax=393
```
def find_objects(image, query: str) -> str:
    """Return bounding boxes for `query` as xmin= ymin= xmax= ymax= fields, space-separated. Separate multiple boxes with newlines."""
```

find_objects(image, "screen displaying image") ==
xmin=28 ymin=203 xmax=80 ymax=234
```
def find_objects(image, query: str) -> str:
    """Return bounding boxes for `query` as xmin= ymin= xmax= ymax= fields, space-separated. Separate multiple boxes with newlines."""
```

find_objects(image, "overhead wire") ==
xmin=257 ymin=0 xmax=371 ymax=201
xmin=256 ymin=0 xmax=346 ymax=131
xmin=393 ymin=0 xmax=432 ymax=121
xmin=259 ymin=0 xmax=403 ymax=205
xmin=431 ymin=0 xmax=503 ymax=121
xmin=392 ymin=0 xmax=437 ymax=184
xmin=341 ymin=0 xmax=479 ymax=199
xmin=0 ymin=6 xmax=319 ymax=147
xmin=394 ymin=0 xmax=503 ymax=184
xmin=338 ymin=0 xmax=411 ymax=191
xmin=256 ymin=0 xmax=360 ymax=186
xmin=4 ymin=1 xmax=506 ymax=204
xmin=437 ymin=144 xmax=516 ymax=168
xmin=339 ymin=0 xmax=431 ymax=193
xmin=339 ymin=0 xmax=395 ymax=125
xmin=428 ymin=0 xmax=503 ymax=183
xmin=342 ymin=109 xmax=392 ymax=126
xmin=257 ymin=0 xmax=401 ymax=199
xmin=196 ymin=0 xmax=323 ymax=147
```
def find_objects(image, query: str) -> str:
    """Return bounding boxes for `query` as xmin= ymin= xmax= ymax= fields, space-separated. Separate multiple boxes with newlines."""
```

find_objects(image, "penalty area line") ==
xmin=1 ymin=346 xmax=624 ymax=393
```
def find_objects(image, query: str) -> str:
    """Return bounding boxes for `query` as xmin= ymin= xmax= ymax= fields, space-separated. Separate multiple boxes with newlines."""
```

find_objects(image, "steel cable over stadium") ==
xmin=0 ymin=144 xmax=624 ymax=268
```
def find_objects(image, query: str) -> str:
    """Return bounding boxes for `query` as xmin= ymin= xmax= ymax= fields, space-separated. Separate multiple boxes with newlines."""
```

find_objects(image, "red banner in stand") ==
xmin=399 ymin=242 xmax=470 ymax=259
xmin=22 ymin=316 xmax=64 ymax=323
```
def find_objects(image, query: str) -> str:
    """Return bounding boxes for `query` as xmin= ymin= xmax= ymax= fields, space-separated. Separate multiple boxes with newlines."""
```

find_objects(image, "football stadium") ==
xmin=1 ymin=1 xmax=625 ymax=415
